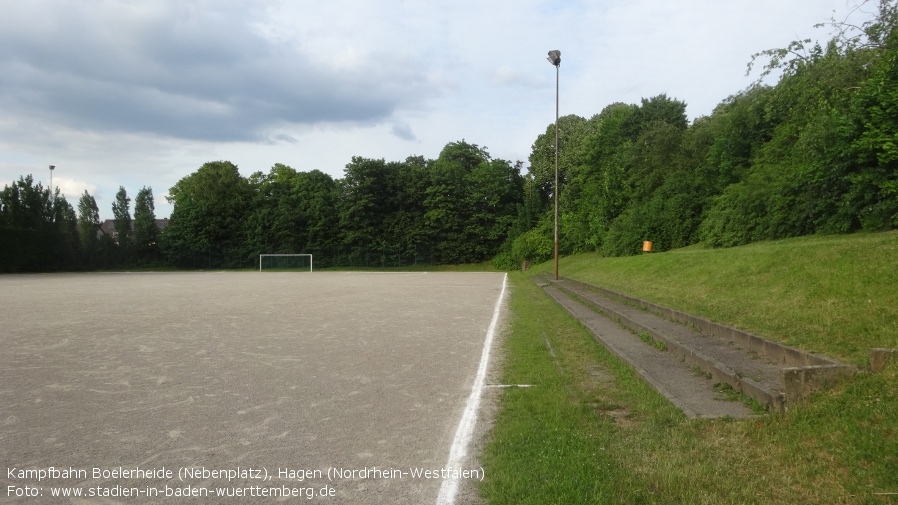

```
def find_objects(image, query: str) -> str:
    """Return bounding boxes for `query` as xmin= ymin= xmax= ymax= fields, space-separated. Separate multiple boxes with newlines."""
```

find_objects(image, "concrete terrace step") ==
xmin=534 ymin=275 xmax=855 ymax=415
xmin=534 ymin=279 xmax=755 ymax=419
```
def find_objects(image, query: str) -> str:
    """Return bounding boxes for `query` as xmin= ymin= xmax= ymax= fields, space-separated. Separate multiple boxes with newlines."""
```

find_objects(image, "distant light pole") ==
xmin=49 ymin=165 xmax=55 ymax=205
xmin=547 ymin=50 xmax=560 ymax=280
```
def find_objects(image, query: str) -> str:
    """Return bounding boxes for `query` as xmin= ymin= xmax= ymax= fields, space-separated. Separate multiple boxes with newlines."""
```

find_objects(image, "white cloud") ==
xmin=0 ymin=0 xmax=439 ymax=142
xmin=55 ymin=177 xmax=99 ymax=204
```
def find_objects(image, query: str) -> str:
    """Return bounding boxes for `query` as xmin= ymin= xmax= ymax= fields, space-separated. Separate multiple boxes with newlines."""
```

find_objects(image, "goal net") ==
xmin=259 ymin=254 xmax=313 ymax=272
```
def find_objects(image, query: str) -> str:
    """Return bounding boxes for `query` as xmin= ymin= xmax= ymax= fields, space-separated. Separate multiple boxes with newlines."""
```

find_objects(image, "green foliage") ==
xmin=380 ymin=157 xmax=428 ymax=262
xmin=699 ymin=158 xmax=820 ymax=248
xmin=244 ymin=163 xmax=339 ymax=264
xmin=556 ymin=95 xmax=693 ymax=255
xmin=162 ymin=161 xmax=253 ymax=268
xmin=525 ymin=2 xmax=898 ymax=256
xmin=604 ymin=172 xmax=708 ymax=255
xmin=0 ymin=175 xmax=80 ymax=271
xmin=151 ymin=141 xmax=521 ymax=269
xmin=465 ymin=158 xmax=524 ymax=258
xmin=635 ymin=93 xmax=688 ymax=131
xmin=527 ymin=115 xmax=593 ymax=205
xmin=133 ymin=186 xmax=159 ymax=263
xmin=77 ymin=190 xmax=101 ymax=265
xmin=0 ymin=175 xmax=52 ymax=230
xmin=510 ymin=226 xmax=553 ymax=268
xmin=339 ymin=157 xmax=392 ymax=252
xmin=424 ymin=141 xmax=486 ymax=263
xmin=700 ymin=24 xmax=882 ymax=246
xmin=581 ymin=104 xmax=638 ymax=218
xmin=294 ymin=169 xmax=340 ymax=260
xmin=850 ymin=28 xmax=898 ymax=230
xmin=424 ymin=141 xmax=523 ymax=264
xmin=111 ymin=186 xmax=132 ymax=258
xmin=490 ymin=250 xmax=517 ymax=271
xmin=0 ymin=228 xmax=59 ymax=271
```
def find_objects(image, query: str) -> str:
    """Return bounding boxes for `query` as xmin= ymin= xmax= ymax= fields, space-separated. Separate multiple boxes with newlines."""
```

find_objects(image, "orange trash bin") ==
xmin=642 ymin=241 xmax=653 ymax=253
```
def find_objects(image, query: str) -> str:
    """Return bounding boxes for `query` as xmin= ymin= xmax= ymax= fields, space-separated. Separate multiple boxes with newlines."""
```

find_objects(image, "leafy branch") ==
xmin=746 ymin=0 xmax=898 ymax=82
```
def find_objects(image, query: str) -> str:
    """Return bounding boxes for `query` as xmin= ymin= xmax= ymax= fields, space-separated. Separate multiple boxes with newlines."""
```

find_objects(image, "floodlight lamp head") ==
xmin=547 ymin=50 xmax=561 ymax=66
xmin=49 ymin=165 xmax=55 ymax=171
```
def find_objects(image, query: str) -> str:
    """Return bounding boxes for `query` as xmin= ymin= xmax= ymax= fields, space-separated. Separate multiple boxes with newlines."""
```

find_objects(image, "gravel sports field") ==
xmin=1 ymin=271 xmax=508 ymax=504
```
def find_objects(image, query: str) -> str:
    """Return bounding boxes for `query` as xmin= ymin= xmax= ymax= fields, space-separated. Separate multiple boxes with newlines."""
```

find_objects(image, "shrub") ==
xmin=511 ymin=228 xmax=553 ymax=269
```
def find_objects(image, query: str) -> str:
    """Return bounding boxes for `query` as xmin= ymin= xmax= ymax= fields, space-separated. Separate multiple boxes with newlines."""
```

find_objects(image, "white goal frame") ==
xmin=259 ymin=254 xmax=313 ymax=272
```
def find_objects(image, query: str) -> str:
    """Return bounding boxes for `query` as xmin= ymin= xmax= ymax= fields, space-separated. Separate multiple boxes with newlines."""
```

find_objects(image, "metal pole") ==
xmin=554 ymin=63 xmax=559 ymax=281
xmin=49 ymin=165 xmax=55 ymax=203
xmin=49 ymin=165 xmax=55 ymax=222
xmin=546 ymin=50 xmax=561 ymax=280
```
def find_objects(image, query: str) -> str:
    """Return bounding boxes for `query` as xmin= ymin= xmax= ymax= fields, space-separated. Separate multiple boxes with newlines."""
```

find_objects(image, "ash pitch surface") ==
xmin=0 ymin=271 xmax=507 ymax=504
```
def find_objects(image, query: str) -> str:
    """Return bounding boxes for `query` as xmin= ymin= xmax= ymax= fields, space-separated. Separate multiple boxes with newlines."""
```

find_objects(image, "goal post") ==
xmin=259 ymin=254 xmax=313 ymax=272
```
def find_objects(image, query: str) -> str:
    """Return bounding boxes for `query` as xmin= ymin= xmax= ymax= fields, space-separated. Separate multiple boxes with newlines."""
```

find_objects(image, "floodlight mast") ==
xmin=49 ymin=165 xmax=55 ymax=205
xmin=547 ymin=50 xmax=560 ymax=280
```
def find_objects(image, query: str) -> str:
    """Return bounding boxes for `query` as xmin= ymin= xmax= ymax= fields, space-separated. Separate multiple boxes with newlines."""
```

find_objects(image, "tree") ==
xmin=54 ymin=195 xmax=81 ymax=268
xmin=0 ymin=175 xmax=51 ymax=230
xmin=162 ymin=161 xmax=252 ymax=268
xmin=697 ymin=2 xmax=896 ymax=245
xmin=77 ymin=190 xmax=101 ymax=264
xmin=244 ymin=164 xmax=340 ymax=265
xmin=0 ymin=176 xmax=51 ymax=271
xmin=293 ymin=169 xmax=339 ymax=264
xmin=569 ymin=104 xmax=640 ymax=251
xmin=528 ymin=114 xmax=593 ymax=206
xmin=464 ymin=158 xmax=523 ymax=259
xmin=111 ymin=186 xmax=132 ymax=256
xmin=133 ymin=186 xmax=159 ymax=262
xmin=339 ymin=157 xmax=393 ymax=258
xmin=635 ymin=94 xmax=689 ymax=131
xmin=848 ymin=10 xmax=898 ymax=230
xmin=245 ymin=164 xmax=297 ymax=257
xmin=425 ymin=141 xmax=489 ymax=263
xmin=420 ymin=141 xmax=524 ymax=264
xmin=380 ymin=156 xmax=429 ymax=265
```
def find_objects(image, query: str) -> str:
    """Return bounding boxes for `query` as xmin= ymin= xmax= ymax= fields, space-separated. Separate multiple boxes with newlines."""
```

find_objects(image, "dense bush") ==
xmin=510 ymin=226 xmax=554 ymax=269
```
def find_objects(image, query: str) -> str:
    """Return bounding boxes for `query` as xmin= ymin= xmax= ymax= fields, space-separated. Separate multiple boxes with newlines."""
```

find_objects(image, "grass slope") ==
xmin=479 ymin=232 xmax=898 ymax=504
xmin=557 ymin=231 xmax=898 ymax=365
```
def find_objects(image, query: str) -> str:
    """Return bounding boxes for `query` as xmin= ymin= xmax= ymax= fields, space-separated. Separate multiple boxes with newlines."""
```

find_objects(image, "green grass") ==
xmin=480 ymin=232 xmax=898 ymax=504
xmin=712 ymin=383 xmax=768 ymax=415
xmin=638 ymin=330 xmax=667 ymax=351
xmin=478 ymin=273 xmax=680 ymax=504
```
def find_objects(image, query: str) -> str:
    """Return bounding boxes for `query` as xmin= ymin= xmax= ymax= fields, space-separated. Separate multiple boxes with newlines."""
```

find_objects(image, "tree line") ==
xmin=2 ymin=0 xmax=897 ymax=272
xmin=0 ymin=178 xmax=160 ymax=271
xmin=161 ymin=141 xmax=523 ymax=269
xmin=0 ymin=140 xmax=525 ymax=271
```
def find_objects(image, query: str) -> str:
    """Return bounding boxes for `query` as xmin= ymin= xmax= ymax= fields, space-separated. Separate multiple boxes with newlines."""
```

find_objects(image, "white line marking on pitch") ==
xmin=436 ymin=273 xmax=507 ymax=505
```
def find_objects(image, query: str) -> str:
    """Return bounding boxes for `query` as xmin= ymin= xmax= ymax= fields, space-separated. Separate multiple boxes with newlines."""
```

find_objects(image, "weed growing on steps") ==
xmin=639 ymin=330 xmax=668 ymax=351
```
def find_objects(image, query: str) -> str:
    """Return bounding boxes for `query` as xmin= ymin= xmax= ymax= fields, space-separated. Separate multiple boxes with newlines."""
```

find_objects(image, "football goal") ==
xmin=259 ymin=254 xmax=313 ymax=272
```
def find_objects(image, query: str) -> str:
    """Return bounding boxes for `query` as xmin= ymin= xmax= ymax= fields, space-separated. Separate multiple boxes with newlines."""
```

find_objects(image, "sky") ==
xmin=0 ymin=0 xmax=876 ymax=220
